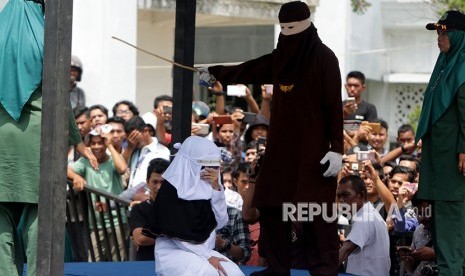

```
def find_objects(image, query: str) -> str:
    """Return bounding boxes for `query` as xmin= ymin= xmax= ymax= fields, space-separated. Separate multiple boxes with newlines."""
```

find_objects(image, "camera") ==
xmin=356 ymin=150 xmax=370 ymax=161
xmin=349 ymin=161 xmax=365 ymax=172
xmin=242 ymin=112 xmax=256 ymax=124
xmin=256 ymin=137 xmax=267 ymax=154
xmin=163 ymin=106 xmax=172 ymax=114
xmin=420 ymin=264 xmax=439 ymax=276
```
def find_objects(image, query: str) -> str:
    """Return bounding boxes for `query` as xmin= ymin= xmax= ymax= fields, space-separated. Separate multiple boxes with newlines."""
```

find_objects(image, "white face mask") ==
xmin=280 ymin=18 xmax=311 ymax=36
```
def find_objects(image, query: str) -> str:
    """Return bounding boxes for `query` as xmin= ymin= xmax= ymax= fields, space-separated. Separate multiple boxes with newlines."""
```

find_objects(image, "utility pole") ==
xmin=171 ymin=0 xmax=197 ymax=148
xmin=36 ymin=0 xmax=74 ymax=275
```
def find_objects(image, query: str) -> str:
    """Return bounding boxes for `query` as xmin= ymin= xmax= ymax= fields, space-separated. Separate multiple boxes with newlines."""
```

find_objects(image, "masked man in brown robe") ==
xmin=200 ymin=1 xmax=343 ymax=275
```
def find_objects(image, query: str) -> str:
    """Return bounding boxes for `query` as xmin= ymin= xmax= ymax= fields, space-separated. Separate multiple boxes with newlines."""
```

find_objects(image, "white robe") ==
xmin=154 ymin=188 xmax=244 ymax=276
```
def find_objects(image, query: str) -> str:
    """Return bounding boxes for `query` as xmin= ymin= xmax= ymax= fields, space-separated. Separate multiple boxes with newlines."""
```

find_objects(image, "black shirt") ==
xmin=344 ymin=100 xmax=378 ymax=122
xmin=129 ymin=200 xmax=155 ymax=261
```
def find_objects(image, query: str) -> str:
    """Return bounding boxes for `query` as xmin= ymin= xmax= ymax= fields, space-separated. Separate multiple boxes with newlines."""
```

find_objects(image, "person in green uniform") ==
xmin=0 ymin=1 xmax=97 ymax=275
xmin=416 ymin=10 xmax=465 ymax=276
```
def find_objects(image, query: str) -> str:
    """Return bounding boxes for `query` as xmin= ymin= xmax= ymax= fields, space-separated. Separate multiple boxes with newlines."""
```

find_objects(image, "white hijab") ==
xmin=163 ymin=136 xmax=221 ymax=200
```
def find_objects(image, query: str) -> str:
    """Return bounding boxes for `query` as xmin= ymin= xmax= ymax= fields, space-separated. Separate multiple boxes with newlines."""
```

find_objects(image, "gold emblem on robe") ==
xmin=279 ymin=84 xmax=294 ymax=93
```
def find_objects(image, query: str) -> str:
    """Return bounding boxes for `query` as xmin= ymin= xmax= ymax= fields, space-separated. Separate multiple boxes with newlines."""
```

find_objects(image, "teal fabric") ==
xmin=417 ymin=84 xmax=465 ymax=201
xmin=0 ymin=0 xmax=44 ymax=121
xmin=416 ymin=31 xmax=465 ymax=141
xmin=433 ymin=201 xmax=465 ymax=275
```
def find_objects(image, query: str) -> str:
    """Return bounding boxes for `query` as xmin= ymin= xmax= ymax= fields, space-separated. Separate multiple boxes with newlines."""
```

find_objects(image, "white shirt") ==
xmin=346 ymin=202 xmax=390 ymax=276
xmin=128 ymin=138 xmax=170 ymax=189
xmin=224 ymin=188 xmax=243 ymax=210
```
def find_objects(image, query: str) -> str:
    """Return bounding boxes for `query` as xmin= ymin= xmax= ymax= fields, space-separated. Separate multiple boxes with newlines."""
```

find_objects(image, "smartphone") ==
xmin=343 ymin=120 xmax=361 ymax=132
xmin=163 ymin=106 xmax=172 ymax=114
xmin=192 ymin=123 xmax=210 ymax=135
xmin=256 ymin=136 xmax=267 ymax=152
xmin=264 ymin=84 xmax=273 ymax=95
xmin=397 ymin=246 xmax=413 ymax=253
xmin=361 ymin=121 xmax=381 ymax=133
xmin=401 ymin=182 xmax=418 ymax=194
xmin=242 ymin=112 xmax=256 ymax=124
xmin=227 ymin=85 xmax=246 ymax=96
xmin=212 ymin=115 xmax=233 ymax=125
xmin=356 ymin=150 xmax=370 ymax=161
xmin=349 ymin=161 xmax=365 ymax=172
xmin=257 ymin=136 xmax=266 ymax=153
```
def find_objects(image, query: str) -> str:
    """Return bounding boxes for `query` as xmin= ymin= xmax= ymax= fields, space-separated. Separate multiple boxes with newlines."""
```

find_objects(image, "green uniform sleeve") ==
xmin=456 ymin=83 xmax=465 ymax=153
xmin=68 ymin=107 xmax=82 ymax=146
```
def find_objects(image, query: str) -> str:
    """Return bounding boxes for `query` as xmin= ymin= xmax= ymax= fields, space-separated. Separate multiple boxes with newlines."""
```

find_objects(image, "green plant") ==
xmin=351 ymin=0 xmax=372 ymax=14
xmin=433 ymin=0 xmax=465 ymax=14
xmin=351 ymin=0 xmax=465 ymax=15
xmin=407 ymin=105 xmax=422 ymax=134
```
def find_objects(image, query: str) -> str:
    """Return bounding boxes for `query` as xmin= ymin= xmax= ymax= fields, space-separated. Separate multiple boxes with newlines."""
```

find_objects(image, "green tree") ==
xmin=433 ymin=0 xmax=465 ymax=13
xmin=351 ymin=0 xmax=465 ymax=15
xmin=351 ymin=0 xmax=372 ymax=14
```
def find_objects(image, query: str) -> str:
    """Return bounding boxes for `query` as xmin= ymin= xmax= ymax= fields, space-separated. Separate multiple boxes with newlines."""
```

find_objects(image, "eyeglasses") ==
xmin=116 ymin=109 xmax=132 ymax=115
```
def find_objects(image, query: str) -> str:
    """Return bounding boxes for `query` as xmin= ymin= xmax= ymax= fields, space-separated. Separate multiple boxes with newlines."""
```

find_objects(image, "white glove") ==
xmin=198 ymin=67 xmax=216 ymax=87
xmin=320 ymin=151 xmax=342 ymax=177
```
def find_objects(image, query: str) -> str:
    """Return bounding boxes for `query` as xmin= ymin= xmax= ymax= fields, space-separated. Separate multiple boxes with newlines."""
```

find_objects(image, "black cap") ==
xmin=278 ymin=1 xmax=311 ymax=23
xmin=426 ymin=10 xmax=465 ymax=32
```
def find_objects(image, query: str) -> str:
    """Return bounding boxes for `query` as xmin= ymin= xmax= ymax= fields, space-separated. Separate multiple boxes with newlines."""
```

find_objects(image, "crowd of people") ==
xmin=65 ymin=67 xmax=432 ymax=276
xmin=2 ymin=0 xmax=465 ymax=276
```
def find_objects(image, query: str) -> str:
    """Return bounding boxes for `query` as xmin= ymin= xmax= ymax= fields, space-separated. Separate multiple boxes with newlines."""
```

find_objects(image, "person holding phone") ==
xmin=415 ymin=10 xmax=465 ymax=275
xmin=199 ymin=2 xmax=343 ymax=275
xmin=397 ymin=196 xmax=436 ymax=276
xmin=147 ymin=136 xmax=244 ymax=276
xmin=342 ymin=71 xmax=378 ymax=122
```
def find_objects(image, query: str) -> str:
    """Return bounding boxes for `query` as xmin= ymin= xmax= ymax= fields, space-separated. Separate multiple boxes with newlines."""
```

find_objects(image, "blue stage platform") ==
xmin=64 ymin=262 xmax=309 ymax=275
xmin=24 ymin=261 xmax=353 ymax=275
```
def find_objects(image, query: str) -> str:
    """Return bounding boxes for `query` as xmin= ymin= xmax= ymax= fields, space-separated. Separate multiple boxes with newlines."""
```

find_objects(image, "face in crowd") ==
xmin=397 ymin=130 xmax=415 ymax=146
xmin=233 ymin=171 xmax=250 ymax=198
xmin=88 ymin=135 xmax=107 ymax=162
xmin=75 ymin=113 xmax=91 ymax=138
xmin=115 ymin=103 xmax=136 ymax=122
xmin=245 ymin=148 xmax=257 ymax=163
xmin=217 ymin=124 xmax=234 ymax=145
xmin=369 ymin=127 xmax=388 ymax=152
xmin=147 ymin=171 xmax=164 ymax=201
xmin=222 ymin=171 xmax=233 ymax=190
xmin=336 ymin=177 xmax=366 ymax=214
xmin=157 ymin=100 xmax=173 ymax=122
xmin=108 ymin=122 xmax=126 ymax=149
xmin=388 ymin=172 xmax=409 ymax=198
xmin=90 ymin=108 xmax=108 ymax=129
xmin=345 ymin=77 xmax=365 ymax=100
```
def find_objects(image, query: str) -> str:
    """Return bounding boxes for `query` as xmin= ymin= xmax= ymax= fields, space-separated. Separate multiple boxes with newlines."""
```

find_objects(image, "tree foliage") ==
xmin=433 ymin=0 xmax=465 ymax=14
xmin=351 ymin=0 xmax=465 ymax=15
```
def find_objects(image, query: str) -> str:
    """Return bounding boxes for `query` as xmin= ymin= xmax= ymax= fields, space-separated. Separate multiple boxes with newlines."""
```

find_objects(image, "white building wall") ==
xmin=72 ymin=0 xmax=137 ymax=114
xmin=313 ymin=0 xmax=349 ymax=98
xmin=136 ymin=11 xmax=175 ymax=114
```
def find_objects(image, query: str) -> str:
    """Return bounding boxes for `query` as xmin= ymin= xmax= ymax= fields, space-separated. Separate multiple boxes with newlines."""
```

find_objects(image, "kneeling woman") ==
xmin=147 ymin=136 xmax=244 ymax=276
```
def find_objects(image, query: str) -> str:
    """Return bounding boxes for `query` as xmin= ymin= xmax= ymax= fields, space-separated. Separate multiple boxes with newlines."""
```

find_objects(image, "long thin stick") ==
xmin=112 ymin=36 xmax=199 ymax=72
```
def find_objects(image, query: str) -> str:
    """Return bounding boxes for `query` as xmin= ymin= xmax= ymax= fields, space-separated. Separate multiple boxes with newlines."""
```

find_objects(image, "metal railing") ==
xmin=66 ymin=182 xmax=131 ymax=262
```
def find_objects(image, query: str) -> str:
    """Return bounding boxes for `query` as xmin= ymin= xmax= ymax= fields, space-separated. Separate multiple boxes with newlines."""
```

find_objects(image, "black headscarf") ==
xmin=273 ymin=1 xmax=321 ymax=85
